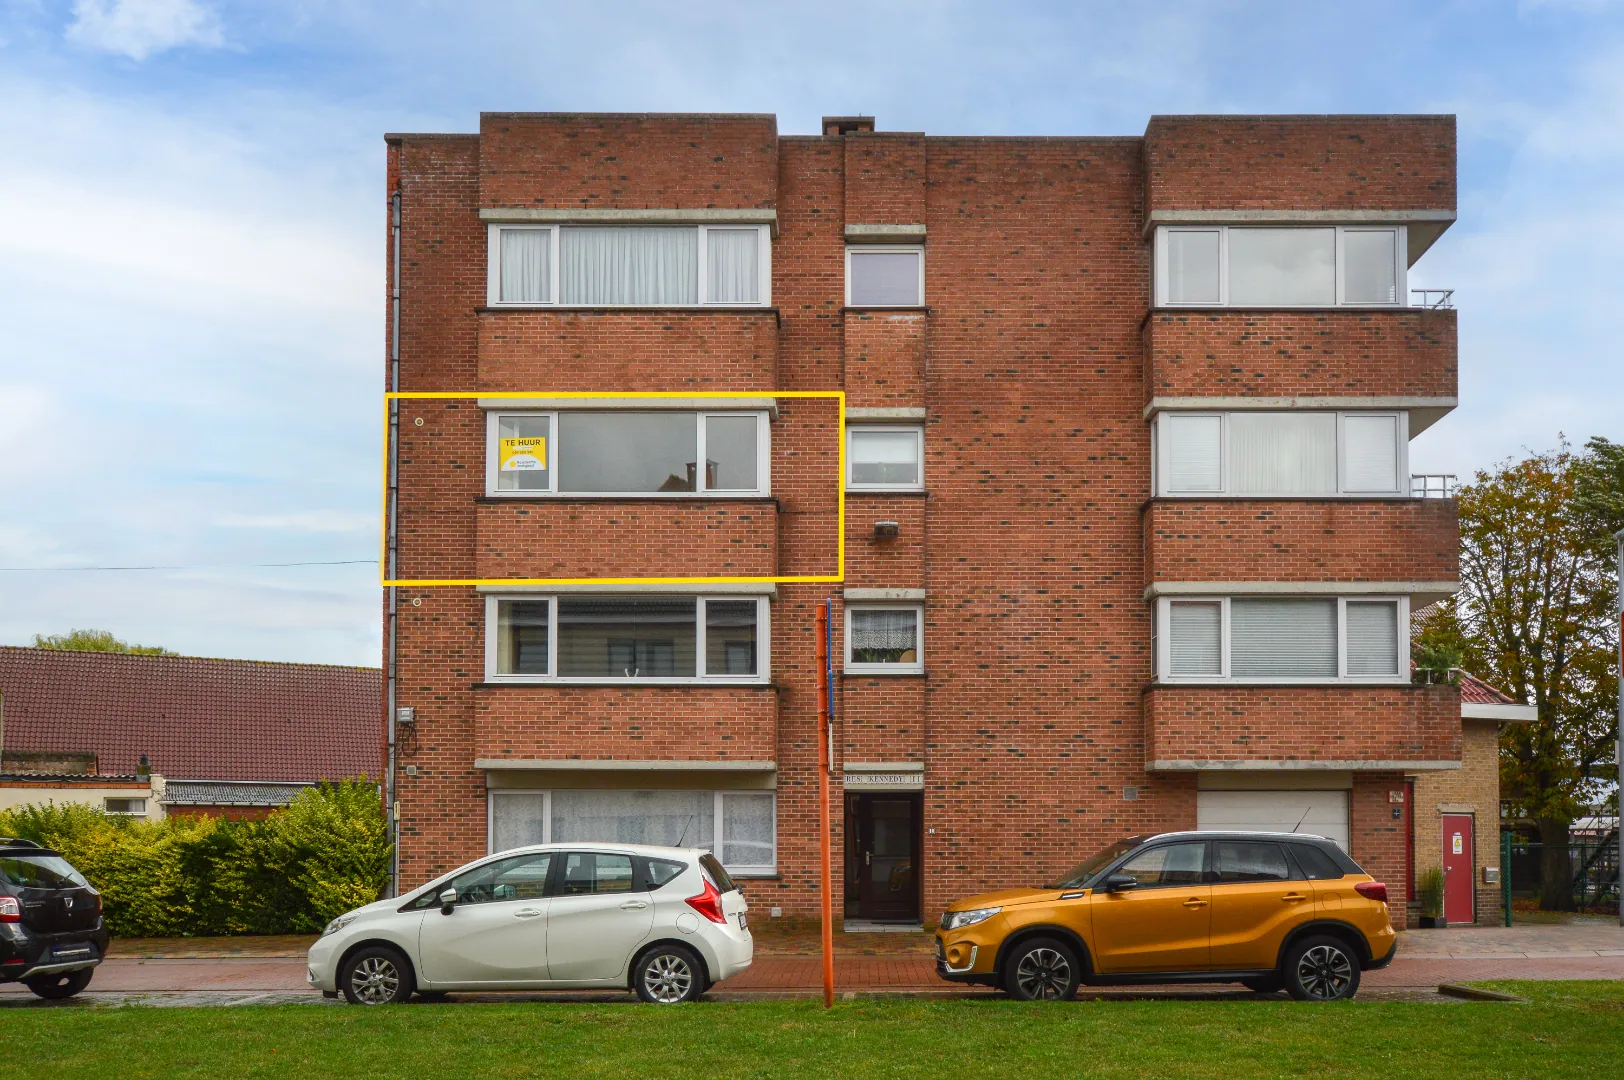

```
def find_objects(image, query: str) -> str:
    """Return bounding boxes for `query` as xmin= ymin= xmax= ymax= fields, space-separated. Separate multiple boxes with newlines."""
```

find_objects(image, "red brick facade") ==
xmin=385 ymin=112 xmax=1461 ymax=932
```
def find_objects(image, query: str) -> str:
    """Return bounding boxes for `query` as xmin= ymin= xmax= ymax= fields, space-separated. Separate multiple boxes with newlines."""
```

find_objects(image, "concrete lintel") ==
xmin=844 ymin=762 xmax=925 ymax=773
xmin=478 ymin=396 xmax=778 ymax=418
xmin=476 ymin=582 xmax=776 ymax=597
xmin=846 ymin=407 xmax=927 ymax=423
xmin=845 ymin=223 xmax=927 ymax=244
xmin=1144 ymin=581 xmax=1459 ymax=602
xmin=1463 ymin=702 xmax=1538 ymax=723
xmin=843 ymin=588 xmax=925 ymax=601
xmin=1151 ymin=759 xmax=1462 ymax=772
xmin=1142 ymin=396 xmax=1457 ymax=436
xmin=477 ymin=758 xmax=776 ymax=772
xmin=480 ymin=207 xmax=778 ymax=237
xmin=1143 ymin=208 xmax=1456 ymax=244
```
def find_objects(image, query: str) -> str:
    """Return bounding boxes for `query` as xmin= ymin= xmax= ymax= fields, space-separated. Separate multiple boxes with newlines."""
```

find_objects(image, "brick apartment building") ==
xmin=383 ymin=111 xmax=1461 ymax=929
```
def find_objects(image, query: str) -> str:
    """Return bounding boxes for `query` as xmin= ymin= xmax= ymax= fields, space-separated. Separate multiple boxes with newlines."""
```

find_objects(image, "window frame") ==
xmin=1155 ymin=594 xmax=1409 ymax=685
xmin=485 ymin=223 xmax=773 ymax=308
xmin=483 ymin=594 xmax=771 ymax=685
xmin=103 ymin=797 xmax=146 ymax=816
xmin=1153 ymin=411 xmax=1409 ymax=498
xmin=845 ymin=244 xmax=925 ymax=308
xmin=485 ymin=788 xmax=778 ymax=876
xmin=1154 ymin=225 xmax=1408 ymax=309
xmin=485 ymin=410 xmax=771 ymax=498
xmin=843 ymin=603 xmax=925 ymax=675
xmin=845 ymin=424 xmax=925 ymax=492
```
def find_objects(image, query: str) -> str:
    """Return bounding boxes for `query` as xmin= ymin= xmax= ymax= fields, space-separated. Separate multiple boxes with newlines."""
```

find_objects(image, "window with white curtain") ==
xmin=1157 ymin=595 xmax=1406 ymax=682
xmin=1154 ymin=411 xmax=1407 ymax=497
xmin=1155 ymin=225 xmax=1406 ymax=307
xmin=845 ymin=605 xmax=923 ymax=674
xmin=485 ymin=595 xmax=770 ymax=683
xmin=489 ymin=789 xmax=777 ymax=874
xmin=486 ymin=224 xmax=770 ymax=306
xmin=847 ymin=426 xmax=924 ymax=490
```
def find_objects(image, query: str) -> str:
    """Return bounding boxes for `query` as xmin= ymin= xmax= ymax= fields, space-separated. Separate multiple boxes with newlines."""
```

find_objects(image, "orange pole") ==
xmin=815 ymin=602 xmax=834 ymax=1008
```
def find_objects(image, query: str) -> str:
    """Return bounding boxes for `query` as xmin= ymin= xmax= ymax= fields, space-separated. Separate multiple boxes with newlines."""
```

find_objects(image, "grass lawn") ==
xmin=4 ymin=982 xmax=1622 ymax=1080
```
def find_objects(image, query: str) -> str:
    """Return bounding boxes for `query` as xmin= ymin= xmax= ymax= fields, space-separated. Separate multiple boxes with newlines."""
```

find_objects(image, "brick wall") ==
xmin=478 ymin=312 xmax=779 ymax=392
xmin=474 ymin=686 xmax=778 ymax=762
xmin=1411 ymin=718 xmax=1503 ymax=925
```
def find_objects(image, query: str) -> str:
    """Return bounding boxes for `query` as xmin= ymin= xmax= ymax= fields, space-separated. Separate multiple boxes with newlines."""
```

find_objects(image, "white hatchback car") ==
xmin=307 ymin=844 xmax=751 ymax=1005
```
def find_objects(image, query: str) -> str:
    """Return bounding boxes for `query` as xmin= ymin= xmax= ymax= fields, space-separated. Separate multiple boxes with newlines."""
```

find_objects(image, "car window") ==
xmin=442 ymin=852 xmax=553 ymax=906
xmin=1289 ymin=844 xmax=1347 ymax=881
xmin=561 ymin=852 xmax=636 ymax=895
xmin=0 ymin=855 xmax=89 ymax=890
xmin=1116 ymin=842 xmax=1206 ymax=888
xmin=1214 ymin=842 xmax=1291 ymax=883
xmin=645 ymin=858 xmax=688 ymax=889
xmin=1045 ymin=837 xmax=1147 ymax=889
xmin=698 ymin=853 xmax=739 ymax=894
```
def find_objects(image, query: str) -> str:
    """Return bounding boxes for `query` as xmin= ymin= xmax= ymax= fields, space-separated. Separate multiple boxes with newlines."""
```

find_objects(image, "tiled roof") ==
xmin=1459 ymin=671 xmax=1518 ymax=706
xmin=0 ymin=647 xmax=379 ymax=783
xmin=162 ymin=780 xmax=314 ymax=807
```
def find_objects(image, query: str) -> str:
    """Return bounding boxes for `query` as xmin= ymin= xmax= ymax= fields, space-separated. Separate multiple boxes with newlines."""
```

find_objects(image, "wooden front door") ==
xmin=844 ymin=793 xmax=921 ymax=922
xmin=1442 ymin=813 xmax=1475 ymax=925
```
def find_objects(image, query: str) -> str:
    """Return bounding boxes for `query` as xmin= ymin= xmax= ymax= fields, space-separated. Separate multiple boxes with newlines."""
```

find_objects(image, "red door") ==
xmin=1442 ymin=814 xmax=1475 ymax=925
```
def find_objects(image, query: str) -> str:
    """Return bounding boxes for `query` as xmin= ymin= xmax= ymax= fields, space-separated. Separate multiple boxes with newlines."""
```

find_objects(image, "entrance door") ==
xmin=845 ymin=793 xmax=921 ymax=922
xmin=1442 ymin=814 xmax=1475 ymax=925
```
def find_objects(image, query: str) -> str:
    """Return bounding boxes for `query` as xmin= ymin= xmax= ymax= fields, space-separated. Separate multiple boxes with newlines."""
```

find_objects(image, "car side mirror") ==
xmin=1103 ymin=873 xmax=1139 ymax=893
xmin=439 ymin=887 xmax=457 ymax=914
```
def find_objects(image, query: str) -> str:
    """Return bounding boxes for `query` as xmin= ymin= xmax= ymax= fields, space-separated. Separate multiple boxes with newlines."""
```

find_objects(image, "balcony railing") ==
xmin=1411 ymin=289 xmax=1455 ymax=310
xmin=1411 ymin=473 xmax=1458 ymax=498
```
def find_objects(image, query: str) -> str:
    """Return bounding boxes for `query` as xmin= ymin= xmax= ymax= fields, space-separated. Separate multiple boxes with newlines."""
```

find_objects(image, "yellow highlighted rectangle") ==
xmin=381 ymin=390 xmax=845 ymax=587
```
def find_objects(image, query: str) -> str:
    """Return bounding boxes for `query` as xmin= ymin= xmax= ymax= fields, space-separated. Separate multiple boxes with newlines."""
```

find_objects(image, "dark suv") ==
xmin=0 ymin=838 xmax=107 ymax=999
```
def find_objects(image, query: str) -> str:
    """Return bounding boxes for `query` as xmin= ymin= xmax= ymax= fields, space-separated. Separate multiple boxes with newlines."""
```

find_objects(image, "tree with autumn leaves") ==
xmin=1416 ymin=437 xmax=1622 ymax=911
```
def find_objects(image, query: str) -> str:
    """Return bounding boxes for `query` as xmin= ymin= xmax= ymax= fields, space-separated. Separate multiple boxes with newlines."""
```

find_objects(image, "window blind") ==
xmin=1166 ymin=414 xmax=1222 ymax=492
xmin=849 ymin=428 xmax=921 ymax=486
xmin=1230 ymin=598 xmax=1337 ymax=678
xmin=1345 ymin=601 xmax=1400 ymax=676
xmin=1167 ymin=601 xmax=1222 ymax=676
xmin=1342 ymin=414 xmax=1400 ymax=492
xmin=1230 ymin=412 xmax=1337 ymax=494
xmin=1165 ymin=230 xmax=1220 ymax=303
xmin=706 ymin=228 xmax=759 ymax=304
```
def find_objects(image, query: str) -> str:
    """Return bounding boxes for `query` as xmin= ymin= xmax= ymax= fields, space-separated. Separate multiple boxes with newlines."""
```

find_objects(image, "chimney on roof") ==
xmin=823 ymin=116 xmax=875 ymax=137
xmin=136 ymin=753 xmax=151 ymax=779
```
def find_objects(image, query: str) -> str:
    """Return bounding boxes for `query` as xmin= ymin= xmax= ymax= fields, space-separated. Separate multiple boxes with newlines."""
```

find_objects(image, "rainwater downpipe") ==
xmin=386 ymin=189 xmax=402 ymax=897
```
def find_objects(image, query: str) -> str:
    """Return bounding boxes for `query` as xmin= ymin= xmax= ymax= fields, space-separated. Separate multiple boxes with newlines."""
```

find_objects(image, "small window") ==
xmin=495 ymin=414 xmax=550 ymax=492
xmin=1341 ymin=414 xmax=1401 ymax=493
xmin=845 ymin=605 xmax=923 ymax=674
xmin=494 ymin=600 xmax=549 ymax=677
xmin=644 ymin=858 xmax=688 ymax=889
xmin=1117 ymin=842 xmax=1207 ymax=888
xmin=487 ymin=411 xmax=768 ymax=497
xmin=1289 ymin=843 xmax=1347 ymax=881
xmin=1214 ymin=841 xmax=1292 ymax=883
xmin=103 ymin=798 xmax=146 ymax=815
xmin=498 ymin=227 xmax=551 ymax=303
xmin=720 ymin=793 xmax=776 ymax=868
xmin=705 ymin=600 xmax=759 ymax=676
xmin=847 ymin=247 xmax=923 ymax=307
xmin=1167 ymin=601 xmax=1222 ymax=677
xmin=561 ymin=852 xmax=636 ymax=895
xmin=847 ymin=426 xmax=923 ymax=490
xmin=1341 ymin=229 xmax=1400 ymax=305
xmin=1164 ymin=229 xmax=1221 ymax=304
xmin=1344 ymin=600 xmax=1401 ymax=677
xmin=444 ymin=852 xmax=554 ymax=906
xmin=1165 ymin=414 xmax=1222 ymax=493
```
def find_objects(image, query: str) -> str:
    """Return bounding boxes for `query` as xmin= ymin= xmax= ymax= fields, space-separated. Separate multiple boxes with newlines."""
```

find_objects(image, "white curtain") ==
xmin=560 ymin=227 xmax=697 ymax=305
xmin=1230 ymin=413 xmax=1336 ymax=495
xmin=499 ymin=229 xmax=550 ymax=303
xmin=1342 ymin=230 xmax=1399 ymax=304
xmin=1345 ymin=601 xmax=1399 ymax=676
xmin=1166 ymin=229 xmax=1220 ymax=303
xmin=491 ymin=793 xmax=547 ymax=852
xmin=707 ymin=229 xmax=759 ymax=304
xmin=1230 ymin=598 xmax=1337 ymax=678
xmin=551 ymin=789 xmax=714 ymax=849
xmin=1228 ymin=228 xmax=1335 ymax=305
xmin=851 ymin=609 xmax=917 ymax=650
xmin=1342 ymin=414 xmax=1399 ymax=492
xmin=1166 ymin=414 xmax=1222 ymax=492
xmin=1168 ymin=601 xmax=1222 ymax=676
xmin=721 ymin=793 xmax=775 ymax=868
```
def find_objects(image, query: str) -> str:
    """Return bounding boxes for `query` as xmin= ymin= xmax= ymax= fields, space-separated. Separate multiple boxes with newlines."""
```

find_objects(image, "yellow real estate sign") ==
xmin=499 ymin=436 xmax=546 ymax=472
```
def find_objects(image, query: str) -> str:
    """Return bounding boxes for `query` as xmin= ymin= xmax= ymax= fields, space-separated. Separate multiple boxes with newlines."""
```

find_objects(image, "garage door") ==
xmin=1196 ymin=790 xmax=1350 ymax=851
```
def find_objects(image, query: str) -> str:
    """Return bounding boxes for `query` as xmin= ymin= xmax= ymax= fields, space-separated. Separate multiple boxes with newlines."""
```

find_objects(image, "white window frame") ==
xmin=845 ymin=244 xmax=925 ymax=308
xmin=485 ymin=223 xmax=772 ymax=308
xmin=843 ymin=603 xmax=924 ymax=675
xmin=486 ymin=788 xmax=778 ymax=876
xmin=483 ymin=594 xmax=771 ymax=685
xmin=1155 ymin=594 xmax=1409 ymax=685
xmin=485 ymin=410 xmax=771 ymax=498
xmin=845 ymin=424 xmax=925 ymax=492
xmin=1152 ymin=411 xmax=1409 ymax=498
xmin=103 ymin=797 xmax=147 ymax=816
xmin=1154 ymin=225 xmax=1408 ymax=308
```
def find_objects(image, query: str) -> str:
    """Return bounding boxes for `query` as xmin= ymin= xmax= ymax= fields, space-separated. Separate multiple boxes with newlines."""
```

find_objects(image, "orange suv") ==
xmin=935 ymin=832 xmax=1395 ymax=1001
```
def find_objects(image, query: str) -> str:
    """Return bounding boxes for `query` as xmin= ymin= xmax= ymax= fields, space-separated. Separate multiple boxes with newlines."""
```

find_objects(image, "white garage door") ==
xmin=1197 ymin=790 xmax=1350 ymax=851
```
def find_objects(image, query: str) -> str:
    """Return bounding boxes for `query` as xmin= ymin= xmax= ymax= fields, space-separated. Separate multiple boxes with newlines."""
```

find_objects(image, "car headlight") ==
xmin=321 ymin=913 xmax=360 ymax=938
xmin=941 ymin=906 xmax=1001 ymax=930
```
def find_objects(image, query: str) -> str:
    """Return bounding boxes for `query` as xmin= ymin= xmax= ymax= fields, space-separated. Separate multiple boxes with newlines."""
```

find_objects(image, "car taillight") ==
xmin=685 ymin=879 xmax=727 ymax=924
xmin=0 ymin=897 xmax=18 ymax=923
xmin=1354 ymin=881 xmax=1388 ymax=904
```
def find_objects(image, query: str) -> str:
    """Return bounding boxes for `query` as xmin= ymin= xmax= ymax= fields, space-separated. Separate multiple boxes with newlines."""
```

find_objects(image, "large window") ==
xmin=846 ymin=426 xmax=924 ymax=491
xmin=490 ymin=789 xmax=776 ymax=874
xmin=487 ymin=410 xmax=768 ymax=497
xmin=487 ymin=224 xmax=771 ymax=307
xmin=844 ymin=604 xmax=923 ymax=674
xmin=1157 ymin=595 xmax=1407 ymax=683
xmin=486 ymin=595 xmax=768 ymax=683
xmin=1154 ymin=411 xmax=1406 ymax=497
xmin=846 ymin=246 xmax=924 ymax=307
xmin=1155 ymin=226 xmax=1406 ymax=307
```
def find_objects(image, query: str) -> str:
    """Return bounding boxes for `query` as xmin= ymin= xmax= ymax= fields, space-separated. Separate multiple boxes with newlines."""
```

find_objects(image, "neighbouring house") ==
xmin=0 ymin=647 xmax=381 ymax=820
xmin=384 ymin=111 xmax=1462 ymax=928
xmin=1408 ymin=672 xmax=1535 ymax=925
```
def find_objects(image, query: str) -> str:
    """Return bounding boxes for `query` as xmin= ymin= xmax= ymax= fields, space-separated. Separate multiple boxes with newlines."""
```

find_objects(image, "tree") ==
xmin=31 ymin=629 xmax=175 ymax=656
xmin=1428 ymin=445 xmax=1619 ymax=911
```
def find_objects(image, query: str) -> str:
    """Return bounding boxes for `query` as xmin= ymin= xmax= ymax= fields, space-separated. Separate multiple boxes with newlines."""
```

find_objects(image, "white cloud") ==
xmin=216 ymin=511 xmax=377 ymax=533
xmin=66 ymin=0 xmax=223 ymax=61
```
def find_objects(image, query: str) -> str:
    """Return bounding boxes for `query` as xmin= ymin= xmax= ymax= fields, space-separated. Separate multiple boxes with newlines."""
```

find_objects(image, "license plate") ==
xmin=51 ymin=944 xmax=93 ymax=961
xmin=737 ymin=913 xmax=748 ymax=931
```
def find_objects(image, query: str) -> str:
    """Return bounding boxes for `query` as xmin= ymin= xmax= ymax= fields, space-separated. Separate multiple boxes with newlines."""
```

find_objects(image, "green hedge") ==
xmin=0 ymin=780 xmax=391 ymax=937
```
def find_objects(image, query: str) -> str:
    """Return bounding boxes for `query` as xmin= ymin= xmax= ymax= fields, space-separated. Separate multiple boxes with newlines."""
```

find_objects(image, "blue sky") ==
xmin=0 ymin=0 xmax=1620 ymax=666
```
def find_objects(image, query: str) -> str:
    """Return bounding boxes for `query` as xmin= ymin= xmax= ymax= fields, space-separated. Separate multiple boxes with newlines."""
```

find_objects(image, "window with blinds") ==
xmin=487 ymin=223 xmax=770 ymax=306
xmin=1230 ymin=598 xmax=1338 ymax=678
xmin=1155 ymin=411 xmax=1406 ymax=497
xmin=1158 ymin=595 xmax=1406 ymax=682
xmin=1167 ymin=601 xmax=1222 ymax=676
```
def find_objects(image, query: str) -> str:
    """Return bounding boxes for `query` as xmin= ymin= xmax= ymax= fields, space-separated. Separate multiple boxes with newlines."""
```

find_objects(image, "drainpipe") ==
xmin=386 ymin=189 xmax=403 ymax=897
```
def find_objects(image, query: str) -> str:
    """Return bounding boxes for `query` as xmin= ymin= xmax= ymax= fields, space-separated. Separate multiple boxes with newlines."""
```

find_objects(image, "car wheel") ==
xmin=340 ymin=946 xmax=415 ymax=1005
xmin=1003 ymin=937 xmax=1080 ymax=1001
xmin=1241 ymin=975 xmax=1284 ymax=994
xmin=25 ymin=968 xmax=93 ymax=1000
xmin=633 ymin=944 xmax=706 ymax=1004
xmin=1283 ymin=936 xmax=1361 ymax=1002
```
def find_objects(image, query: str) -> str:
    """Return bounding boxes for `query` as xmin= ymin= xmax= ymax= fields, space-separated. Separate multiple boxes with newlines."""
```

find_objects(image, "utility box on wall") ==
xmin=1483 ymin=866 xmax=1500 ymax=884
